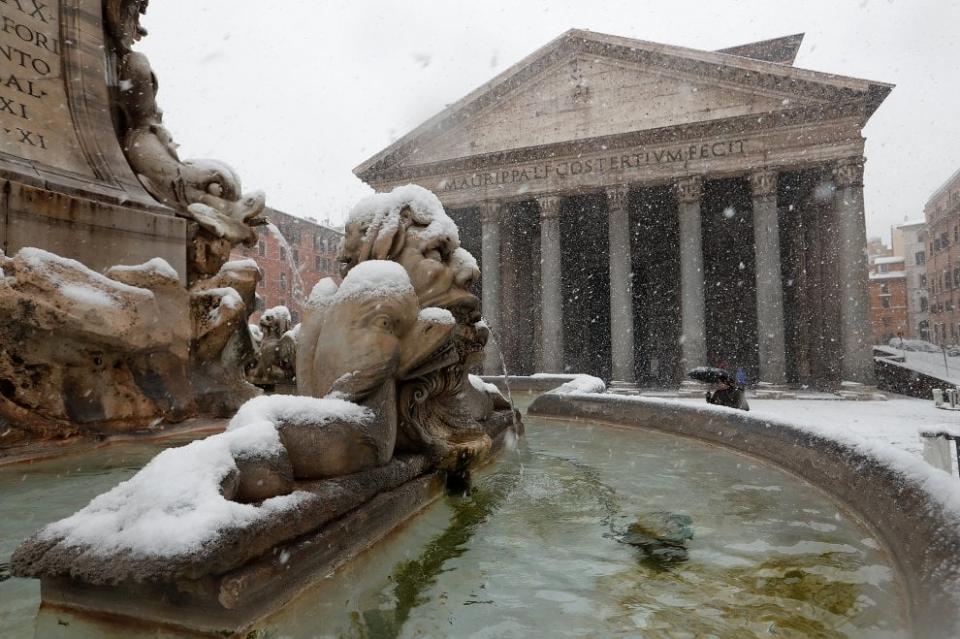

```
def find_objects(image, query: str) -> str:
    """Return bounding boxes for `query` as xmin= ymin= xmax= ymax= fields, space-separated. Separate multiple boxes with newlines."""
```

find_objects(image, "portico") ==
xmin=356 ymin=30 xmax=891 ymax=388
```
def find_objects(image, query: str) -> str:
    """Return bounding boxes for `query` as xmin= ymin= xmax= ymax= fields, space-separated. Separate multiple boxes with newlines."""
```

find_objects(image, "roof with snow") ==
xmin=874 ymin=256 xmax=905 ymax=265
xmin=870 ymin=271 xmax=906 ymax=280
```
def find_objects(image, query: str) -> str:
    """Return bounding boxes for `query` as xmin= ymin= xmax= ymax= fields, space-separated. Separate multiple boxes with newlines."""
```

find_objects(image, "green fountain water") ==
xmin=2 ymin=394 xmax=906 ymax=638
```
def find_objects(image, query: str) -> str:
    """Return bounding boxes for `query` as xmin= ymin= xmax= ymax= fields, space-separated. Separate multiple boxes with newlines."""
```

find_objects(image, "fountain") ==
xmin=1 ymin=1 xmax=959 ymax=638
xmin=10 ymin=185 xmax=520 ymax=635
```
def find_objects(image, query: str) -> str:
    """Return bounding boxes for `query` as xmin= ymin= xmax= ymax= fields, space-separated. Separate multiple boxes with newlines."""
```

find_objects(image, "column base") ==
xmin=608 ymin=381 xmax=640 ymax=396
xmin=752 ymin=382 xmax=797 ymax=400
xmin=837 ymin=381 xmax=887 ymax=401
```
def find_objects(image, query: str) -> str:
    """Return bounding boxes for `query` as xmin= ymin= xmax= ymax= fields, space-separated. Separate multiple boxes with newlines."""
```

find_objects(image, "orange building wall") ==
xmin=230 ymin=208 xmax=343 ymax=325
xmin=868 ymin=275 xmax=908 ymax=344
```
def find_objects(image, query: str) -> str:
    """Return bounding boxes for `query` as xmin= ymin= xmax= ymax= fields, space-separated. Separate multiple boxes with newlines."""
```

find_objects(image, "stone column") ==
xmin=833 ymin=157 xmax=875 ymax=384
xmin=676 ymin=176 xmax=707 ymax=375
xmin=480 ymin=202 xmax=504 ymax=375
xmin=750 ymin=169 xmax=788 ymax=385
xmin=538 ymin=195 xmax=564 ymax=373
xmin=606 ymin=185 xmax=637 ymax=388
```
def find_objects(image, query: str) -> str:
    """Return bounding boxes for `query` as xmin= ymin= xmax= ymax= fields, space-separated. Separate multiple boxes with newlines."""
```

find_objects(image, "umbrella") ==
xmin=687 ymin=366 xmax=734 ymax=385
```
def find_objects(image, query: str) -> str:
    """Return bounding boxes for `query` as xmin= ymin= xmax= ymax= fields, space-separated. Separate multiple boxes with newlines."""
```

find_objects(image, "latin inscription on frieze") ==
xmin=0 ymin=0 xmax=93 ymax=174
xmin=440 ymin=139 xmax=748 ymax=192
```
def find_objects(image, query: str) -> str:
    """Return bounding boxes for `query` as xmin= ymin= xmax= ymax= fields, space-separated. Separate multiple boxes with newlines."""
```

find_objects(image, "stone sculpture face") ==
xmin=393 ymin=229 xmax=481 ymax=320
xmin=339 ymin=204 xmax=481 ymax=322
xmin=313 ymin=292 xmax=419 ymax=401
xmin=334 ymin=186 xmax=505 ymax=466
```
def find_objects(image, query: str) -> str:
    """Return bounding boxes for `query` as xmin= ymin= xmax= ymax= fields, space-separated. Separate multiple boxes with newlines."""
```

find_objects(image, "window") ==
xmin=881 ymin=297 xmax=890 ymax=309
xmin=290 ymin=311 xmax=299 ymax=324
xmin=915 ymin=251 xmax=925 ymax=265
xmin=920 ymin=297 xmax=929 ymax=312
xmin=292 ymin=249 xmax=299 ymax=265
xmin=920 ymin=273 xmax=927 ymax=287
xmin=314 ymin=233 xmax=324 ymax=251
xmin=315 ymin=255 xmax=324 ymax=271
xmin=280 ymin=246 xmax=286 ymax=261
xmin=258 ymin=241 xmax=265 ymax=256
xmin=279 ymin=273 xmax=287 ymax=290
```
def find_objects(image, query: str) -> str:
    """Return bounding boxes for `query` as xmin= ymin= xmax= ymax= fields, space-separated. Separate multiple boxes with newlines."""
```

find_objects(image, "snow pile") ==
xmin=39 ymin=421 xmax=303 ymax=557
xmin=203 ymin=287 xmax=244 ymax=324
xmin=451 ymin=247 xmax=478 ymax=274
xmin=468 ymin=373 xmax=501 ymax=396
xmin=38 ymin=395 xmax=374 ymax=557
xmin=17 ymin=247 xmax=154 ymax=305
xmin=307 ymin=277 xmax=339 ymax=307
xmin=262 ymin=305 xmax=291 ymax=324
xmin=335 ymin=260 xmax=413 ymax=301
xmin=107 ymin=257 xmax=179 ymax=282
xmin=419 ymin=307 xmax=455 ymax=325
xmin=284 ymin=323 xmax=301 ymax=342
xmin=552 ymin=374 xmax=607 ymax=395
xmin=220 ymin=258 xmax=260 ymax=274
xmin=347 ymin=184 xmax=459 ymax=246
xmin=248 ymin=323 xmax=263 ymax=343
xmin=228 ymin=394 xmax=372 ymax=433
xmin=58 ymin=283 xmax=118 ymax=308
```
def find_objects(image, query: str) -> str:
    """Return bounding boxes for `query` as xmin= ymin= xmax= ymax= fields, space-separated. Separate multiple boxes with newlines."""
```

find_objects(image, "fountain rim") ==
xmin=527 ymin=389 xmax=960 ymax=639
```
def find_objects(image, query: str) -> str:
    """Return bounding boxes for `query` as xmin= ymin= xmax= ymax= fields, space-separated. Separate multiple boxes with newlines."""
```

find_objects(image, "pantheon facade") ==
xmin=356 ymin=31 xmax=892 ymax=388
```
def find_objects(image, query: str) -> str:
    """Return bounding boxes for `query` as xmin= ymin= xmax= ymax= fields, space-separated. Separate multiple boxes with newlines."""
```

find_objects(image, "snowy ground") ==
xmin=876 ymin=345 xmax=960 ymax=386
xmin=670 ymin=395 xmax=960 ymax=474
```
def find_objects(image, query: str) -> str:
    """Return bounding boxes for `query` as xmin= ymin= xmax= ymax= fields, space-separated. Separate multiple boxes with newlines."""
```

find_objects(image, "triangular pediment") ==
xmin=406 ymin=56 xmax=800 ymax=166
xmin=356 ymin=30 xmax=892 ymax=180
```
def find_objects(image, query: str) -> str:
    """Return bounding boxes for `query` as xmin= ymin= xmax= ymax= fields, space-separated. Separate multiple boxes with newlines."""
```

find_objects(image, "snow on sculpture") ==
xmin=0 ymin=249 xmax=266 ymax=443
xmin=247 ymin=306 xmax=297 ymax=389
xmin=11 ymin=190 xmax=521 ymax=618
xmin=334 ymin=184 xmax=514 ymax=468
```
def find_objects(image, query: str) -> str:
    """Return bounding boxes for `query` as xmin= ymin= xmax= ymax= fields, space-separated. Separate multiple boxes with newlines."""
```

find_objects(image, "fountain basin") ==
xmin=11 ymin=412 xmax=517 ymax=636
xmin=528 ymin=390 xmax=960 ymax=639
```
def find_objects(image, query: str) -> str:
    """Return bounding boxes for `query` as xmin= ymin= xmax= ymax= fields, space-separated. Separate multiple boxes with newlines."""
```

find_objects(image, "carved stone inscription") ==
xmin=439 ymin=139 xmax=748 ymax=193
xmin=0 ymin=0 xmax=92 ymax=174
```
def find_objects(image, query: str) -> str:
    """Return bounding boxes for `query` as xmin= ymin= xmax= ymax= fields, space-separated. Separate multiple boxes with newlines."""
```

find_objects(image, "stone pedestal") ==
xmin=606 ymin=185 xmax=636 ymax=386
xmin=0 ymin=0 xmax=187 ymax=280
xmin=539 ymin=196 xmax=564 ymax=373
xmin=833 ymin=158 xmax=875 ymax=384
xmin=676 ymin=177 xmax=707 ymax=374
xmin=750 ymin=169 xmax=787 ymax=385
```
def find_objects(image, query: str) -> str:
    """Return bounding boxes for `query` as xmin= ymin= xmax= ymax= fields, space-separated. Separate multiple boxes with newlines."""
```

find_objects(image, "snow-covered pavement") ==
xmin=673 ymin=395 xmax=959 ymax=462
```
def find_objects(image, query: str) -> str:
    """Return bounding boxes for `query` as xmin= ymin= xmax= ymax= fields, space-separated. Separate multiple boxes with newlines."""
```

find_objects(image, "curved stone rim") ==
xmin=528 ymin=390 xmax=960 ymax=639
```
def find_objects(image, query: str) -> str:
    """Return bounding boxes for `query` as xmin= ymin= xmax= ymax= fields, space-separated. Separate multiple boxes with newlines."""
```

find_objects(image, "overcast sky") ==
xmin=139 ymin=0 xmax=960 ymax=243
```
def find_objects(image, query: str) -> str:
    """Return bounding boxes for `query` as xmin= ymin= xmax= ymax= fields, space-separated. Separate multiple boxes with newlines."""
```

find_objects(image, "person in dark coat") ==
xmin=706 ymin=379 xmax=750 ymax=411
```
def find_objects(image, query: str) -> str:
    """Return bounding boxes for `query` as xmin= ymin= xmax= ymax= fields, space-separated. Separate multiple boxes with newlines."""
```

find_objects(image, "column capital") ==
xmin=604 ymin=184 xmax=631 ymax=212
xmin=749 ymin=168 xmax=778 ymax=197
xmin=477 ymin=201 xmax=504 ymax=224
xmin=675 ymin=176 xmax=703 ymax=203
xmin=833 ymin=157 xmax=865 ymax=188
xmin=538 ymin=195 xmax=563 ymax=219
